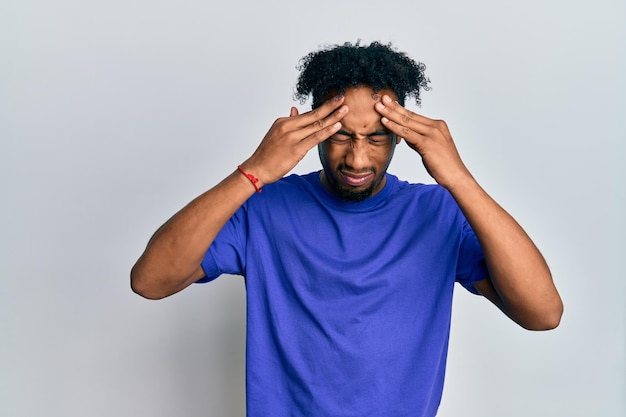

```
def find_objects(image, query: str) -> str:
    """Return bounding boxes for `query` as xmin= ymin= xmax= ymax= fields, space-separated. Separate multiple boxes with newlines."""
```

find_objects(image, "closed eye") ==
xmin=329 ymin=130 xmax=394 ymax=146
xmin=368 ymin=132 xmax=393 ymax=146
xmin=329 ymin=131 xmax=352 ymax=145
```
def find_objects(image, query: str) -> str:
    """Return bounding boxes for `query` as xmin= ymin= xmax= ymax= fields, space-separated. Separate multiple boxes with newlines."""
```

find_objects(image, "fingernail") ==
xmin=383 ymin=95 xmax=392 ymax=104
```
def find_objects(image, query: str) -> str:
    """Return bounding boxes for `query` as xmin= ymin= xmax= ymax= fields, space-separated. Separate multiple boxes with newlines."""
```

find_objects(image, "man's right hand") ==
xmin=239 ymin=95 xmax=348 ymax=187
xmin=130 ymin=95 xmax=348 ymax=299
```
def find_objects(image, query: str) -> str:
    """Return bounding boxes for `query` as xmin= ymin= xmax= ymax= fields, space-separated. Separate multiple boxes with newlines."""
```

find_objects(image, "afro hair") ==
xmin=295 ymin=41 xmax=430 ymax=108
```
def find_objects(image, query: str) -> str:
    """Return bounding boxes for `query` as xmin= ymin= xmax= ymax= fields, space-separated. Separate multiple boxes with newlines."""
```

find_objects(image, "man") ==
xmin=131 ymin=41 xmax=563 ymax=416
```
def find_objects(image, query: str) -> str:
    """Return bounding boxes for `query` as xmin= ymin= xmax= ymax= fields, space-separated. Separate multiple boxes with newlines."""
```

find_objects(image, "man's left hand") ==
xmin=375 ymin=95 xmax=472 ymax=191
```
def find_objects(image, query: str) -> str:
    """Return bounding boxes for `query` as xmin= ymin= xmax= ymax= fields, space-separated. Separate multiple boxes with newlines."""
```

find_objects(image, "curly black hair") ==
xmin=295 ymin=41 xmax=430 ymax=108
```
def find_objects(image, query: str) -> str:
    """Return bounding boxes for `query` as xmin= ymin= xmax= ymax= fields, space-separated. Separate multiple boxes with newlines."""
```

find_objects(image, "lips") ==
xmin=340 ymin=171 xmax=374 ymax=187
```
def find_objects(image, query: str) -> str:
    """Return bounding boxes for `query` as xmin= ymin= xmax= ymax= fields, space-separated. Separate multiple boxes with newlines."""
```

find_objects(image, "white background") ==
xmin=2 ymin=0 xmax=624 ymax=416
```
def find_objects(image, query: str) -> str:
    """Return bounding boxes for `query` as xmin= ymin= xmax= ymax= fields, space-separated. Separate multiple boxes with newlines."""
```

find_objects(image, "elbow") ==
xmin=131 ymin=282 xmax=168 ymax=300
xmin=130 ymin=264 xmax=169 ymax=300
xmin=547 ymin=301 xmax=564 ymax=329
xmin=130 ymin=259 xmax=195 ymax=300
xmin=520 ymin=299 xmax=564 ymax=331
xmin=543 ymin=301 xmax=564 ymax=330
xmin=524 ymin=315 xmax=561 ymax=331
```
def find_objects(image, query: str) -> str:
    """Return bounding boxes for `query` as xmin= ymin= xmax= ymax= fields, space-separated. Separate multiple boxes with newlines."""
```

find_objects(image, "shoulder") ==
xmin=245 ymin=172 xmax=319 ymax=209
xmin=386 ymin=174 xmax=462 ymax=218
xmin=389 ymin=174 xmax=452 ymax=202
xmin=260 ymin=172 xmax=317 ymax=195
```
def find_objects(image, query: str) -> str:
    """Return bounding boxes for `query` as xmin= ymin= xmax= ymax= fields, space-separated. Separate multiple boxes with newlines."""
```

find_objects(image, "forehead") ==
xmin=341 ymin=87 xmax=398 ymax=134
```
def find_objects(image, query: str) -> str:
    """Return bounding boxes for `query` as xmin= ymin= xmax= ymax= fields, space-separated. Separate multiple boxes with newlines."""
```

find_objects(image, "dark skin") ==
xmin=131 ymin=95 xmax=348 ymax=298
xmin=318 ymin=88 xmax=400 ymax=202
xmin=131 ymin=86 xmax=563 ymax=330
xmin=374 ymin=92 xmax=562 ymax=329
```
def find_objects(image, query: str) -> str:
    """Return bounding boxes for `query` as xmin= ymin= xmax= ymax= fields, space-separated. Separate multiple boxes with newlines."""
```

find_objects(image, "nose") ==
xmin=344 ymin=138 xmax=370 ymax=170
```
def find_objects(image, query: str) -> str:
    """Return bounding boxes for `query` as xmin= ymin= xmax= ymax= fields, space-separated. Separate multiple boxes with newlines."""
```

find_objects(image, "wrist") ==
xmin=237 ymin=165 xmax=263 ymax=193
xmin=441 ymin=170 xmax=478 ymax=196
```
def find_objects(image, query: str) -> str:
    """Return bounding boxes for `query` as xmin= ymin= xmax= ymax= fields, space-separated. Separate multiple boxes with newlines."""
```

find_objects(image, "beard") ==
xmin=332 ymin=182 xmax=376 ymax=202
xmin=318 ymin=139 xmax=396 ymax=204
xmin=324 ymin=165 xmax=382 ymax=203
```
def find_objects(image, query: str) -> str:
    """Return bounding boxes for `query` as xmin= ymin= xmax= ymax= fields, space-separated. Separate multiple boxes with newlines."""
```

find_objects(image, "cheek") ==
xmin=377 ymin=145 xmax=396 ymax=169
xmin=319 ymin=143 xmax=343 ymax=164
xmin=318 ymin=144 xmax=336 ymax=171
xmin=375 ymin=144 xmax=394 ymax=159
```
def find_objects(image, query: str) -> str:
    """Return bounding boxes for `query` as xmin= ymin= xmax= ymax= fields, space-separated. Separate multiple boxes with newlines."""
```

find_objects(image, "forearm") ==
xmin=130 ymin=169 xmax=256 ymax=299
xmin=448 ymin=176 xmax=563 ymax=330
xmin=374 ymin=96 xmax=562 ymax=329
xmin=130 ymin=98 xmax=348 ymax=299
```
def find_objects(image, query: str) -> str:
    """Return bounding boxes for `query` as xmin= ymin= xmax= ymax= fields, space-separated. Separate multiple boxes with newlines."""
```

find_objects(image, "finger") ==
xmin=297 ymin=121 xmax=343 ymax=152
xmin=296 ymin=103 xmax=348 ymax=140
xmin=375 ymin=95 xmax=434 ymax=128
xmin=297 ymin=106 xmax=348 ymax=150
xmin=290 ymin=107 xmax=299 ymax=117
xmin=290 ymin=94 xmax=346 ymax=129
xmin=380 ymin=116 xmax=424 ymax=151
xmin=376 ymin=98 xmax=445 ymax=143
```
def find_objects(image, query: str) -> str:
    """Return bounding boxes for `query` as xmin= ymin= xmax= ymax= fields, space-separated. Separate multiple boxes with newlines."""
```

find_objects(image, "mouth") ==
xmin=340 ymin=170 xmax=374 ymax=187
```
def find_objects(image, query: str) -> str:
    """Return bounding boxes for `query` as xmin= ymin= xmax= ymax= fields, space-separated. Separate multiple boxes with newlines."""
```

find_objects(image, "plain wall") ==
xmin=1 ymin=0 xmax=625 ymax=416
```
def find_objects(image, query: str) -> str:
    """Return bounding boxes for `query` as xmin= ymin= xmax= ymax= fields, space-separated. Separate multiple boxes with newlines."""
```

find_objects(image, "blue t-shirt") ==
xmin=200 ymin=172 xmax=488 ymax=417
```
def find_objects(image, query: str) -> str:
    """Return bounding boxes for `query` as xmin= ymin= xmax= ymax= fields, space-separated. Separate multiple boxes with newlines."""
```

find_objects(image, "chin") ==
xmin=334 ymin=185 xmax=375 ymax=202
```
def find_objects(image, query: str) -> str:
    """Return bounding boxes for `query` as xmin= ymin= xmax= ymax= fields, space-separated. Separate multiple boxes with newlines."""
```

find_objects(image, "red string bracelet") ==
xmin=237 ymin=165 xmax=262 ymax=193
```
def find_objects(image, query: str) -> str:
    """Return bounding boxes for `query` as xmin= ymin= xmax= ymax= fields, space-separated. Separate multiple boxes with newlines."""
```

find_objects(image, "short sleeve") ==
xmin=196 ymin=205 xmax=248 ymax=283
xmin=455 ymin=219 xmax=489 ymax=295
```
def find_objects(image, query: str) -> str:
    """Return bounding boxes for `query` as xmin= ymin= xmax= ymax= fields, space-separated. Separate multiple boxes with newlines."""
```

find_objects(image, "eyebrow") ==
xmin=336 ymin=128 xmax=391 ymax=137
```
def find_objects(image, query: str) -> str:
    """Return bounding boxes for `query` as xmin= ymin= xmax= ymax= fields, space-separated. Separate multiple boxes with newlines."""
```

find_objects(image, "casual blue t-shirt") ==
xmin=200 ymin=172 xmax=488 ymax=417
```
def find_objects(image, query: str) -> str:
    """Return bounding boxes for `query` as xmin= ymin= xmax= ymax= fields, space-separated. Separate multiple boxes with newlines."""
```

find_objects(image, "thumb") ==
xmin=289 ymin=107 xmax=299 ymax=117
